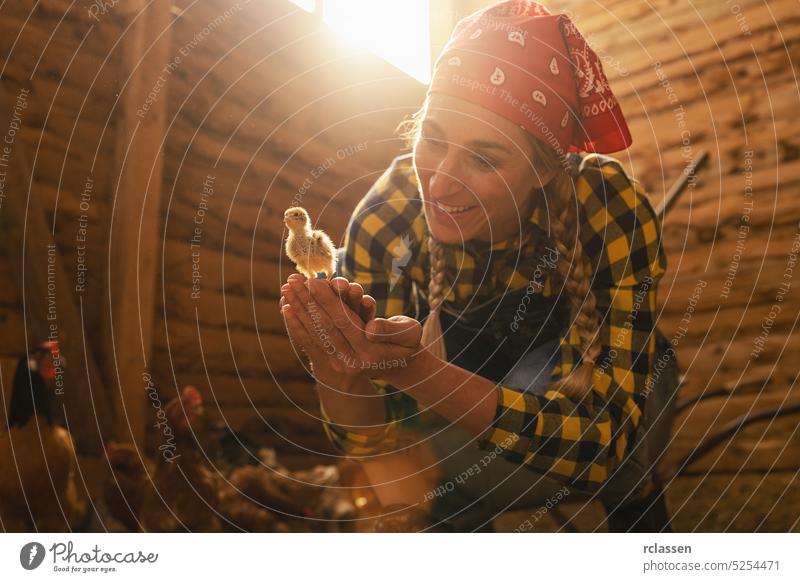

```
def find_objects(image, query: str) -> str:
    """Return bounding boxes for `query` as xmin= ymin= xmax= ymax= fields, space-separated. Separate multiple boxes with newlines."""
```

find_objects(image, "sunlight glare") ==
xmin=289 ymin=0 xmax=316 ymax=12
xmin=322 ymin=0 xmax=430 ymax=83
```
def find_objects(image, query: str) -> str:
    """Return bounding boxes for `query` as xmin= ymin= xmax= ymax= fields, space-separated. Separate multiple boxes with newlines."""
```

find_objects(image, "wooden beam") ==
xmin=0 ymin=83 xmax=114 ymax=453
xmin=102 ymin=0 xmax=172 ymax=449
xmin=654 ymin=150 xmax=709 ymax=217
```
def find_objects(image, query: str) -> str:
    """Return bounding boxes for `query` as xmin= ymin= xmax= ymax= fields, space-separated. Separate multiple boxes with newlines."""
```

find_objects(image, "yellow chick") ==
xmin=283 ymin=206 xmax=337 ymax=280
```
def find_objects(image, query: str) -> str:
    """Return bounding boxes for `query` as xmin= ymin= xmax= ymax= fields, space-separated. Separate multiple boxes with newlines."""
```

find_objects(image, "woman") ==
xmin=280 ymin=0 xmax=680 ymax=532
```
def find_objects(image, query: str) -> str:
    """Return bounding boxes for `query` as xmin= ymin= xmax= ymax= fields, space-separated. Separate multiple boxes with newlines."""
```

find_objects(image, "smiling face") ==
xmin=412 ymin=93 xmax=557 ymax=245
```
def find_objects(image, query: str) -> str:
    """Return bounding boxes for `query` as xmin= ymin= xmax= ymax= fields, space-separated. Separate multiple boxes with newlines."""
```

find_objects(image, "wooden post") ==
xmin=103 ymin=0 xmax=172 ymax=449
xmin=0 ymin=84 xmax=114 ymax=453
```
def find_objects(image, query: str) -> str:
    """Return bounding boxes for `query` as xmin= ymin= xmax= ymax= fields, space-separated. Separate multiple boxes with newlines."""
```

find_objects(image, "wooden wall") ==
xmin=0 ymin=0 xmax=121 ymax=361
xmin=0 ymin=1 xmax=125 ymax=450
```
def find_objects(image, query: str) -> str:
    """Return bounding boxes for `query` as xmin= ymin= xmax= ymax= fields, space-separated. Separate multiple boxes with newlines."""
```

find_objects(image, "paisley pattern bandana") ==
xmin=427 ymin=0 xmax=632 ymax=157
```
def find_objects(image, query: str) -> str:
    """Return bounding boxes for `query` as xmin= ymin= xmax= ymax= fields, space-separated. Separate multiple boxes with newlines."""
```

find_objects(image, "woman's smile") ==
xmin=432 ymin=200 xmax=478 ymax=215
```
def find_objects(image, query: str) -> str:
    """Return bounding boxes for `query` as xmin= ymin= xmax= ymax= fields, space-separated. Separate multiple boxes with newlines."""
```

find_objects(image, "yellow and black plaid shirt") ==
xmin=321 ymin=152 xmax=668 ymax=492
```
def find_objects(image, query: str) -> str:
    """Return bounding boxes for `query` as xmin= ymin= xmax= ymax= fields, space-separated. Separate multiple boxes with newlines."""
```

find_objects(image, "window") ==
xmin=290 ymin=0 xmax=430 ymax=83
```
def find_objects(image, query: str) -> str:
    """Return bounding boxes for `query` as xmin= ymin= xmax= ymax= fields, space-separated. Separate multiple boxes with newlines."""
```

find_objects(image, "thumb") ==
xmin=365 ymin=316 xmax=421 ymax=348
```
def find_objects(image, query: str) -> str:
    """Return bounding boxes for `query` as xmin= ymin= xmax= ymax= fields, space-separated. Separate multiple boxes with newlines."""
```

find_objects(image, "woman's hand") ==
xmin=280 ymin=275 xmax=422 ymax=383
xmin=280 ymin=275 xmax=367 ymax=385
xmin=281 ymin=273 xmax=375 ymax=323
xmin=306 ymin=277 xmax=423 ymax=380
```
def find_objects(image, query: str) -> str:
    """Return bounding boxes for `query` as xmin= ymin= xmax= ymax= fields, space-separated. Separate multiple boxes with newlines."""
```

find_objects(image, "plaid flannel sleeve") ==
xmin=320 ymin=156 xmax=422 ymax=456
xmin=477 ymin=156 xmax=668 ymax=492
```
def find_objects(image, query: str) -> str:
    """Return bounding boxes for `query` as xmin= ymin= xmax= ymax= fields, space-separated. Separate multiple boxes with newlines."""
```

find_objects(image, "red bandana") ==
xmin=427 ymin=0 xmax=632 ymax=157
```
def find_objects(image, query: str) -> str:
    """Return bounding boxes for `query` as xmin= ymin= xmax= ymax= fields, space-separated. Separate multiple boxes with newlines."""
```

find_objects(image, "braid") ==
xmin=546 ymin=155 xmax=602 ymax=400
xmin=420 ymin=235 xmax=448 ymax=360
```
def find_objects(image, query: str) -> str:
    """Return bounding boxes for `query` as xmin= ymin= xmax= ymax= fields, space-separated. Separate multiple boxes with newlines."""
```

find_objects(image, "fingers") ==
xmin=282 ymin=283 xmax=350 ymax=357
xmin=346 ymin=280 xmax=365 ymax=314
xmin=290 ymin=273 xmax=372 ymax=319
xmin=329 ymin=277 xmax=349 ymax=295
xmin=286 ymin=275 xmax=374 ymax=326
xmin=308 ymin=278 xmax=366 ymax=349
xmin=286 ymin=278 xmax=347 ymax=342
xmin=365 ymin=316 xmax=422 ymax=348
xmin=288 ymin=276 xmax=355 ymax=316
xmin=330 ymin=277 xmax=364 ymax=318
xmin=287 ymin=275 xmax=312 ymax=307
xmin=281 ymin=304 xmax=324 ymax=361
xmin=347 ymin=283 xmax=375 ymax=324
xmin=281 ymin=285 xmax=316 ymax=338
xmin=360 ymin=294 xmax=376 ymax=322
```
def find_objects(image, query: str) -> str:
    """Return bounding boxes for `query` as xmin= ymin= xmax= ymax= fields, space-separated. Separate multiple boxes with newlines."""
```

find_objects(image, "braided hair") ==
xmin=541 ymin=149 xmax=602 ymax=400
xmin=419 ymin=234 xmax=448 ymax=361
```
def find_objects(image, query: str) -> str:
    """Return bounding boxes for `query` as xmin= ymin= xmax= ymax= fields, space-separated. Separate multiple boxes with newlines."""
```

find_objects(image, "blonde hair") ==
xmin=396 ymin=101 xmax=602 ymax=401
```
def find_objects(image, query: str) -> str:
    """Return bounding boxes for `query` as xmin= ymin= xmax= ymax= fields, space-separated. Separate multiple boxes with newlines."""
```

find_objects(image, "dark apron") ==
xmin=412 ymin=280 xmax=570 ymax=385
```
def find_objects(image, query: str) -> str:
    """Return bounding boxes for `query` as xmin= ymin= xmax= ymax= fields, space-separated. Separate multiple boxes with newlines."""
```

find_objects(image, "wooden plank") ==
xmin=0 ymin=6 xmax=123 ymax=79
xmin=619 ymin=31 xmax=800 ymax=117
xmin=675 ymin=359 xmax=796 ymax=406
xmin=101 ymin=0 xmax=173 ymax=449
xmin=658 ymin=257 xmax=800 ymax=340
xmin=151 ymin=317 xmax=302 ymax=378
xmin=664 ymin=392 xmax=800 ymax=473
xmin=0 ymin=306 xmax=26 ymax=353
xmin=165 ymin=373 xmax=320 ymax=409
xmin=633 ymin=115 xmax=800 ymax=209
xmin=0 ymin=0 xmax=129 ymax=50
xmin=549 ymin=0 xmax=798 ymax=83
xmin=161 ymin=124 xmax=386 ymax=225
xmin=160 ymin=237 xmax=285 ymax=297
xmin=160 ymin=282 xmax=285 ymax=335
xmin=0 ymin=83 xmax=114 ymax=453
xmin=674 ymin=330 xmax=800 ymax=392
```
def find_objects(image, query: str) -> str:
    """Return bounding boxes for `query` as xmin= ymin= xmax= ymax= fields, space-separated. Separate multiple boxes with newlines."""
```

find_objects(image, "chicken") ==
xmin=0 ymin=341 xmax=87 ymax=532
xmin=138 ymin=386 xmax=223 ymax=532
xmin=216 ymin=474 xmax=291 ymax=532
xmin=205 ymin=420 xmax=262 ymax=475
xmin=103 ymin=442 xmax=155 ymax=532
xmin=228 ymin=465 xmax=310 ymax=518
xmin=136 ymin=386 xmax=289 ymax=532
xmin=225 ymin=449 xmax=356 ymax=531
xmin=284 ymin=206 xmax=337 ymax=280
